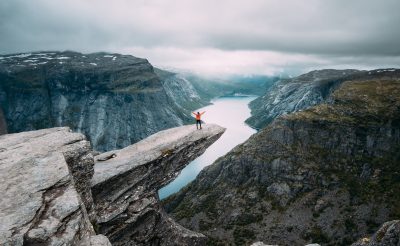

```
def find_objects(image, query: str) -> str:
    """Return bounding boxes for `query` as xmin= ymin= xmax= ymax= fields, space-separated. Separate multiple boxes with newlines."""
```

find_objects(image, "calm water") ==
xmin=158 ymin=96 xmax=257 ymax=200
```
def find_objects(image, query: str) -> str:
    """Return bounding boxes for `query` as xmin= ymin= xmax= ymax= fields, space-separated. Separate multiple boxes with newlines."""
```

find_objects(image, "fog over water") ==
xmin=158 ymin=96 xmax=257 ymax=199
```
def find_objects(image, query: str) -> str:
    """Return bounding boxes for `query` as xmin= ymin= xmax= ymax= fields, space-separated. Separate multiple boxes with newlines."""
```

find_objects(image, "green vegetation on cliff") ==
xmin=164 ymin=70 xmax=400 ymax=245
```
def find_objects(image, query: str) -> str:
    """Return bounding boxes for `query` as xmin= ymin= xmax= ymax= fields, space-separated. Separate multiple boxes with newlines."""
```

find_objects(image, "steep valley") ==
xmin=0 ymin=51 xmax=274 ymax=152
xmin=1 ymin=50 xmax=400 ymax=245
xmin=164 ymin=69 xmax=400 ymax=245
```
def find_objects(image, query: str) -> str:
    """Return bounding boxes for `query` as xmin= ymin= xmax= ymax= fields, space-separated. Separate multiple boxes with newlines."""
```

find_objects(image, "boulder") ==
xmin=0 ymin=127 xmax=95 ymax=245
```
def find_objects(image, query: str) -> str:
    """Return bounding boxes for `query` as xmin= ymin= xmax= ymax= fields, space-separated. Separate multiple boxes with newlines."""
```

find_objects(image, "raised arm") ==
xmin=201 ymin=111 xmax=206 ymax=115
xmin=192 ymin=112 xmax=197 ymax=116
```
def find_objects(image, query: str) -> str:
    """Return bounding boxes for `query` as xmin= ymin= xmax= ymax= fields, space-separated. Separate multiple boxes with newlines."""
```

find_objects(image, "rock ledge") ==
xmin=0 ymin=124 xmax=225 ymax=245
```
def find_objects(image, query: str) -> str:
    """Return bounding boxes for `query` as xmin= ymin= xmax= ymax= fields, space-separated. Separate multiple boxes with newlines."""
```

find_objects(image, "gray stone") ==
xmin=267 ymin=182 xmax=291 ymax=196
xmin=166 ymin=71 xmax=400 ymax=245
xmin=314 ymin=198 xmax=329 ymax=213
xmin=155 ymin=68 xmax=207 ymax=116
xmin=0 ymin=123 xmax=225 ymax=245
xmin=246 ymin=69 xmax=360 ymax=129
xmin=0 ymin=107 xmax=6 ymax=135
xmin=79 ymin=234 xmax=112 ymax=246
xmin=352 ymin=220 xmax=400 ymax=246
xmin=0 ymin=127 xmax=95 ymax=245
xmin=0 ymin=51 xmax=198 ymax=152
xmin=251 ymin=242 xmax=278 ymax=246
xmin=91 ymin=124 xmax=225 ymax=245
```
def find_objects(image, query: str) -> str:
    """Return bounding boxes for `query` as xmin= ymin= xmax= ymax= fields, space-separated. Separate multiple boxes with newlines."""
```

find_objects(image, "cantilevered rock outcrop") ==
xmin=91 ymin=124 xmax=225 ymax=245
xmin=0 ymin=124 xmax=225 ymax=245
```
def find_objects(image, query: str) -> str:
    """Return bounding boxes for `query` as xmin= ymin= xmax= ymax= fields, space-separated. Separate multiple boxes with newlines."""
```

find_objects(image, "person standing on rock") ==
xmin=193 ymin=111 xmax=205 ymax=129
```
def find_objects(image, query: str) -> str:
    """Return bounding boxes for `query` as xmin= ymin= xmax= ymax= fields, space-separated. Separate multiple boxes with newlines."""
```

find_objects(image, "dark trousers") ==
xmin=196 ymin=120 xmax=202 ymax=129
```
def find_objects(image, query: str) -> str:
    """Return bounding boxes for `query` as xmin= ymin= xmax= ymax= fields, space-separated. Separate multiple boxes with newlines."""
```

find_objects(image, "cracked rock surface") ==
xmin=0 ymin=127 xmax=96 ymax=245
xmin=0 ymin=124 xmax=224 ymax=245
xmin=92 ymin=124 xmax=225 ymax=245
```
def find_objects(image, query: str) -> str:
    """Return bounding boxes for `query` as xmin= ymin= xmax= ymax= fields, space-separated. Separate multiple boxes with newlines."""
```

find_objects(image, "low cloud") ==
xmin=1 ymin=0 xmax=400 ymax=75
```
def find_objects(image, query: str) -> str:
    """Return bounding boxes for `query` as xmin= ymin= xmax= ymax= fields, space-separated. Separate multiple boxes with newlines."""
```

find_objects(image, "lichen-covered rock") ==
xmin=0 ymin=127 xmax=95 ymax=245
xmin=352 ymin=220 xmax=400 ymax=246
xmin=91 ymin=124 xmax=225 ymax=245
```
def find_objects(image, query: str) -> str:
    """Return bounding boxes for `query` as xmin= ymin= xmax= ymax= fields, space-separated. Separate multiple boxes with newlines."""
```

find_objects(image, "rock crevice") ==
xmin=0 ymin=124 xmax=225 ymax=245
xmin=0 ymin=127 xmax=95 ymax=245
xmin=91 ymin=124 xmax=225 ymax=245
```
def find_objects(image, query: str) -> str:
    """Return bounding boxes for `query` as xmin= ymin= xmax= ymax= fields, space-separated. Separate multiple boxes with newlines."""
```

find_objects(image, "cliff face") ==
xmin=0 ymin=51 xmax=192 ymax=151
xmin=92 ymin=124 xmax=225 ymax=245
xmin=165 ymin=69 xmax=400 ymax=245
xmin=155 ymin=68 xmax=209 ymax=117
xmin=0 ymin=127 xmax=100 ymax=245
xmin=351 ymin=220 xmax=400 ymax=246
xmin=0 ymin=124 xmax=225 ymax=245
xmin=246 ymin=69 xmax=360 ymax=129
xmin=0 ymin=107 xmax=6 ymax=135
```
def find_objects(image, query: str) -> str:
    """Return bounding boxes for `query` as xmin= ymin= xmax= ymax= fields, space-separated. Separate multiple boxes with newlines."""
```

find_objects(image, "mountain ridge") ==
xmin=246 ymin=69 xmax=362 ymax=129
xmin=0 ymin=51 xmax=275 ymax=152
xmin=164 ymin=69 xmax=400 ymax=245
xmin=0 ymin=51 xmax=202 ymax=151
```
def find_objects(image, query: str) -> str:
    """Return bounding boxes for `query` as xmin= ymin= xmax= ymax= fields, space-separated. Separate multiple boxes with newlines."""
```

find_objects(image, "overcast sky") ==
xmin=1 ymin=0 xmax=400 ymax=76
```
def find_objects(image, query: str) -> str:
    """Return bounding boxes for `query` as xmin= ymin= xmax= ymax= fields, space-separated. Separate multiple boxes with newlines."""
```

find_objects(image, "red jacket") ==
xmin=193 ymin=112 xmax=205 ymax=120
